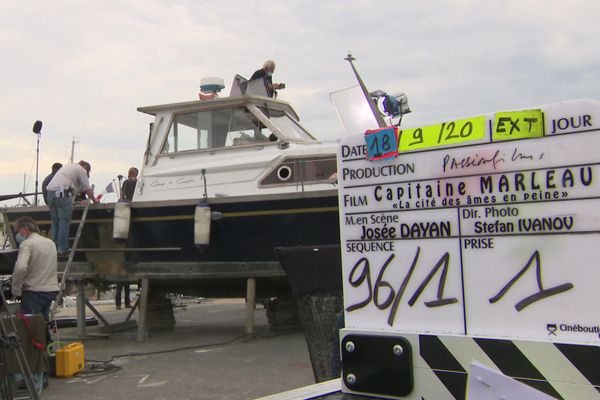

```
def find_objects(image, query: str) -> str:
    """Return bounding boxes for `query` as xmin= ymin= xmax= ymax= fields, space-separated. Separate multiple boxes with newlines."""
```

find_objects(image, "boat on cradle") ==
xmin=0 ymin=77 xmax=340 ymax=298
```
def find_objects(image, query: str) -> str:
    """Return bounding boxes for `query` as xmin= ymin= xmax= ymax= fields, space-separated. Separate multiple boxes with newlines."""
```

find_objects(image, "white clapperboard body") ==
xmin=337 ymin=99 xmax=600 ymax=399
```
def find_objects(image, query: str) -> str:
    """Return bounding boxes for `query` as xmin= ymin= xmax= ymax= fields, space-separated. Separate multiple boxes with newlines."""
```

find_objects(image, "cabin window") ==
xmin=161 ymin=107 xmax=274 ymax=154
xmin=258 ymin=106 xmax=314 ymax=141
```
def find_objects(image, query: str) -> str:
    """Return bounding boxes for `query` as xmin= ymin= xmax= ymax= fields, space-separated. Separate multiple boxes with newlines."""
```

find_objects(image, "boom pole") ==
xmin=344 ymin=52 xmax=386 ymax=128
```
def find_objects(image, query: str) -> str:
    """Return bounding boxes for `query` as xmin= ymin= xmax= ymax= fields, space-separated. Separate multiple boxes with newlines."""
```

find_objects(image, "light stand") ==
xmin=32 ymin=120 xmax=43 ymax=206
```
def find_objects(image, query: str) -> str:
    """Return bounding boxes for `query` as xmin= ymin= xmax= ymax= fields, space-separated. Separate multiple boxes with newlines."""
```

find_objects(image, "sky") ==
xmin=0 ymin=0 xmax=598 ymax=204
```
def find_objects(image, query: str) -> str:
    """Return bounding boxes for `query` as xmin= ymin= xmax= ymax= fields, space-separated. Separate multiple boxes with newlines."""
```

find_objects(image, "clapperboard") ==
xmin=337 ymin=99 xmax=600 ymax=399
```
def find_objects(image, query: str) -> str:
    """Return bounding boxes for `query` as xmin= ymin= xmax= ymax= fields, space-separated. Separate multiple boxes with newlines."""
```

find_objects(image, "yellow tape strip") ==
xmin=492 ymin=109 xmax=544 ymax=141
xmin=399 ymin=116 xmax=486 ymax=151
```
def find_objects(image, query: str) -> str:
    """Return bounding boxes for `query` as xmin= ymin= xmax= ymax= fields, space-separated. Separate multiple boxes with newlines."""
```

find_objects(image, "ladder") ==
xmin=0 ymin=279 xmax=40 ymax=399
xmin=51 ymin=200 xmax=90 ymax=317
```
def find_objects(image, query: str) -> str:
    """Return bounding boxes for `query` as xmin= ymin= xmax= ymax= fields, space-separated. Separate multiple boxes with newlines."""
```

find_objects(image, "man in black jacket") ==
xmin=121 ymin=167 xmax=138 ymax=201
xmin=250 ymin=60 xmax=285 ymax=98
xmin=41 ymin=163 xmax=62 ymax=205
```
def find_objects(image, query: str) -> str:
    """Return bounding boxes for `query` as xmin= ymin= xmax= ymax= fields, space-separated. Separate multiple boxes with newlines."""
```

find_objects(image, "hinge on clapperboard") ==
xmin=341 ymin=334 xmax=414 ymax=397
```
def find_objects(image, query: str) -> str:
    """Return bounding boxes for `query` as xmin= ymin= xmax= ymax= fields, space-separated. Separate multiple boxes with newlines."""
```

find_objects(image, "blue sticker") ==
xmin=365 ymin=126 xmax=399 ymax=161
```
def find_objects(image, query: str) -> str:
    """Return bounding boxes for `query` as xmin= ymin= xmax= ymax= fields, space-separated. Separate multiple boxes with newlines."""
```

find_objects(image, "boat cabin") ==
xmin=135 ymin=91 xmax=337 ymax=202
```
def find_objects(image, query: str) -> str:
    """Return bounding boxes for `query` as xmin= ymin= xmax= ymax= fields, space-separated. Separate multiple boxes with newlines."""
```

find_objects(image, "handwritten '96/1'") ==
xmin=346 ymin=248 xmax=574 ymax=327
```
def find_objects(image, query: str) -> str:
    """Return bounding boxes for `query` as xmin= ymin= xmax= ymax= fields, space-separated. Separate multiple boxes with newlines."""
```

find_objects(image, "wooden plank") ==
xmin=57 ymin=261 xmax=286 ymax=281
xmin=75 ymin=247 xmax=182 ymax=252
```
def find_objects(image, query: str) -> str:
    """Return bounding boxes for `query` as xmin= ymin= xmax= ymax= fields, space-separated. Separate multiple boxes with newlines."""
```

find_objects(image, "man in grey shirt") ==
xmin=11 ymin=217 xmax=59 ymax=321
xmin=46 ymin=161 xmax=98 ymax=255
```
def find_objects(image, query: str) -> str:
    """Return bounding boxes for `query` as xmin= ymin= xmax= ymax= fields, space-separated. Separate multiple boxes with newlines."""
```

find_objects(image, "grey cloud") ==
xmin=0 ymin=0 xmax=599 ymax=195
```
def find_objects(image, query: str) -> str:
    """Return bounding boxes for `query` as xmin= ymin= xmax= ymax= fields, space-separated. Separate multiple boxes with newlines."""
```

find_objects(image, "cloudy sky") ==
xmin=0 ymin=0 xmax=598 ymax=203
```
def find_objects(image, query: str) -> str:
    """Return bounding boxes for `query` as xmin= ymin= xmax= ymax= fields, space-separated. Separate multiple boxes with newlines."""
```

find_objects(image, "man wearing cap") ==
xmin=46 ymin=161 xmax=98 ymax=256
xmin=250 ymin=60 xmax=285 ymax=98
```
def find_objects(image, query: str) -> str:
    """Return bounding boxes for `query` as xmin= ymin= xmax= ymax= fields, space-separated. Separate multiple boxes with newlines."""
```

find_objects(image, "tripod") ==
xmin=0 ymin=281 xmax=39 ymax=400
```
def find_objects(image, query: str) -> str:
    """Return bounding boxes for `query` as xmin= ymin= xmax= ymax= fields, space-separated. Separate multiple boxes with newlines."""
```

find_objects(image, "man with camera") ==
xmin=250 ymin=60 xmax=285 ymax=98
xmin=46 ymin=161 xmax=98 ymax=256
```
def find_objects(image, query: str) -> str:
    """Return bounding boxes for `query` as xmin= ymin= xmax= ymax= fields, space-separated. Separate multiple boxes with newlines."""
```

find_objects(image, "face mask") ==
xmin=15 ymin=233 xmax=26 ymax=244
xmin=266 ymin=71 xmax=273 ymax=77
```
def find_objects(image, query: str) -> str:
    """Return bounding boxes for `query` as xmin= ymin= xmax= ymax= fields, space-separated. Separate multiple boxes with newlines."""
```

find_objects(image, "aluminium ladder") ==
xmin=51 ymin=200 xmax=90 ymax=319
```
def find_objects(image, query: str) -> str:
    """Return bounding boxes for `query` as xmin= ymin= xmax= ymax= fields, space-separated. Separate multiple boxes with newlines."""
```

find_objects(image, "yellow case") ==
xmin=56 ymin=342 xmax=85 ymax=378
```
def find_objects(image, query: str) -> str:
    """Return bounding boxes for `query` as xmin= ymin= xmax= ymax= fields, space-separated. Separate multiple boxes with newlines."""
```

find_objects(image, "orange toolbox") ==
xmin=55 ymin=342 xmax=85 ymax=378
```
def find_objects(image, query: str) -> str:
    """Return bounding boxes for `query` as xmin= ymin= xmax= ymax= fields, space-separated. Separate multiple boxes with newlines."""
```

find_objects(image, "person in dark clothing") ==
xmin=115 ymin=167 xmax=138 ymax=309
xmin=41 ymin=163 xmax=63 ymax=205
xmin=121 ymin=167 xmax=138 ymax=201
xmin=250 ymin=60 xmax=285 ymax=98
xmin=115 ymin=283 xmax=131 ymax=309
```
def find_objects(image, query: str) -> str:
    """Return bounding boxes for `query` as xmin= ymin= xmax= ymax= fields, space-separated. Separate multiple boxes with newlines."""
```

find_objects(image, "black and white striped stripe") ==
xmin=419 ymin=334 xmax=600 ymax=399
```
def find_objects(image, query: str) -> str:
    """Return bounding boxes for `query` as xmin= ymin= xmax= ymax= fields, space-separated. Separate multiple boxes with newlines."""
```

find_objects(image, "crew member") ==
xmin=46 ymin=161 xmax=98 ymax=255
xmin=113 ymin=166 xmax=138 ymax=309
xmin=114 ymin=283 xmax=131 ymax=310
xmin=41 ymin=162 xmax=63 ymax=205
xmin=121 ymin=167 xmax=139 ymax=201
xmin=11 ymin=217 xmax=59 ymax=322
xmin=250 ymin=60 xmax=285 ymax=98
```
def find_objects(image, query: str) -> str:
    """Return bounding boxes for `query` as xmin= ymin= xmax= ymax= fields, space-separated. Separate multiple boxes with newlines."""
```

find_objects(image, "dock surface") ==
xmin=42 ymin=299 xmax=314 ymax=399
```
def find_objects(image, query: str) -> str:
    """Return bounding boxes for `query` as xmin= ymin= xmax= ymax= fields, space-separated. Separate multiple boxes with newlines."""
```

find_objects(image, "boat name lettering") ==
xmin=176 ymin=178 xmax=194 ymax=185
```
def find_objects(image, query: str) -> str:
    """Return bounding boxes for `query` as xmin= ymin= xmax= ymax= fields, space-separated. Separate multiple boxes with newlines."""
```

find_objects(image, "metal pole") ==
xmin=69 ymin=137 xmax=80 ymax=164
xmin=34 ymin=133 xmax=40 ymax=206
xmin=344 ymin=52 xmax=386 ymax=128
xmin=245 ymin=277 xmax=256 ymax=337
xmin=137 ymin=278 xmax=149 ymax=342
xmin=70 ymin=137 xmax=75 ymax=164
xmin=76 ymin=281 xmax=86 ymax=338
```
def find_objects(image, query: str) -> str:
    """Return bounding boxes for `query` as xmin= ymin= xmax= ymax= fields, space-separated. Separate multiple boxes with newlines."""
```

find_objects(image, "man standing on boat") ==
xmin=250 ymin=60 xmax=285 ymax=98
xmin=120 ymin=167 xmax=138 ymax=202
xmin=46 ymin=161 xmax=98 ymax=256
xmin=41 ymin=162 xmax=63 ymax=205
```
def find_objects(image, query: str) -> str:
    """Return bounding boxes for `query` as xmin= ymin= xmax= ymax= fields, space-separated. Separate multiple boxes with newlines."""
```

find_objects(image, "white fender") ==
xmin=194 ymin=199 xmax=211 ymax=250
xmin=113 ymin=201 xmax=131 ymax=242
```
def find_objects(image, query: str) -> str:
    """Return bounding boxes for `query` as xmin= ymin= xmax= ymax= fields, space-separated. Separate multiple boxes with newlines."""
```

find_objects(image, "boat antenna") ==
xmin=69 ymin=137 xmax=79 ymax=163
xmin=201 ymin=169 xmax=208 ymax=199
xmin=344 ymin=52 xmax=386 ymax=128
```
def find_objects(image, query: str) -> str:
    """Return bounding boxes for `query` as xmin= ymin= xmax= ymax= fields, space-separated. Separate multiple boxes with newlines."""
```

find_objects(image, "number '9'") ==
xmin=347 ymin=258 xmax=372 ymax=311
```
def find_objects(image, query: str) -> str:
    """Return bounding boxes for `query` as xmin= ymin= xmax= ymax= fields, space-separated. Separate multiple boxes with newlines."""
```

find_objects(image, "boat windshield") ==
xmin=161 ymin=106 xmax=276 ymax=154
xmin=256 ymin=106 xmax=315 ymax=142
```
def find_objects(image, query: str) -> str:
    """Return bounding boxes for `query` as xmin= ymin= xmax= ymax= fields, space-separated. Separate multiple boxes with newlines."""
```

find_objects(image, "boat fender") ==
xmin=113 ymin=201 xmax=131 ymax=243
xmin=194 ymin=199 xmax=211 ymax=251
